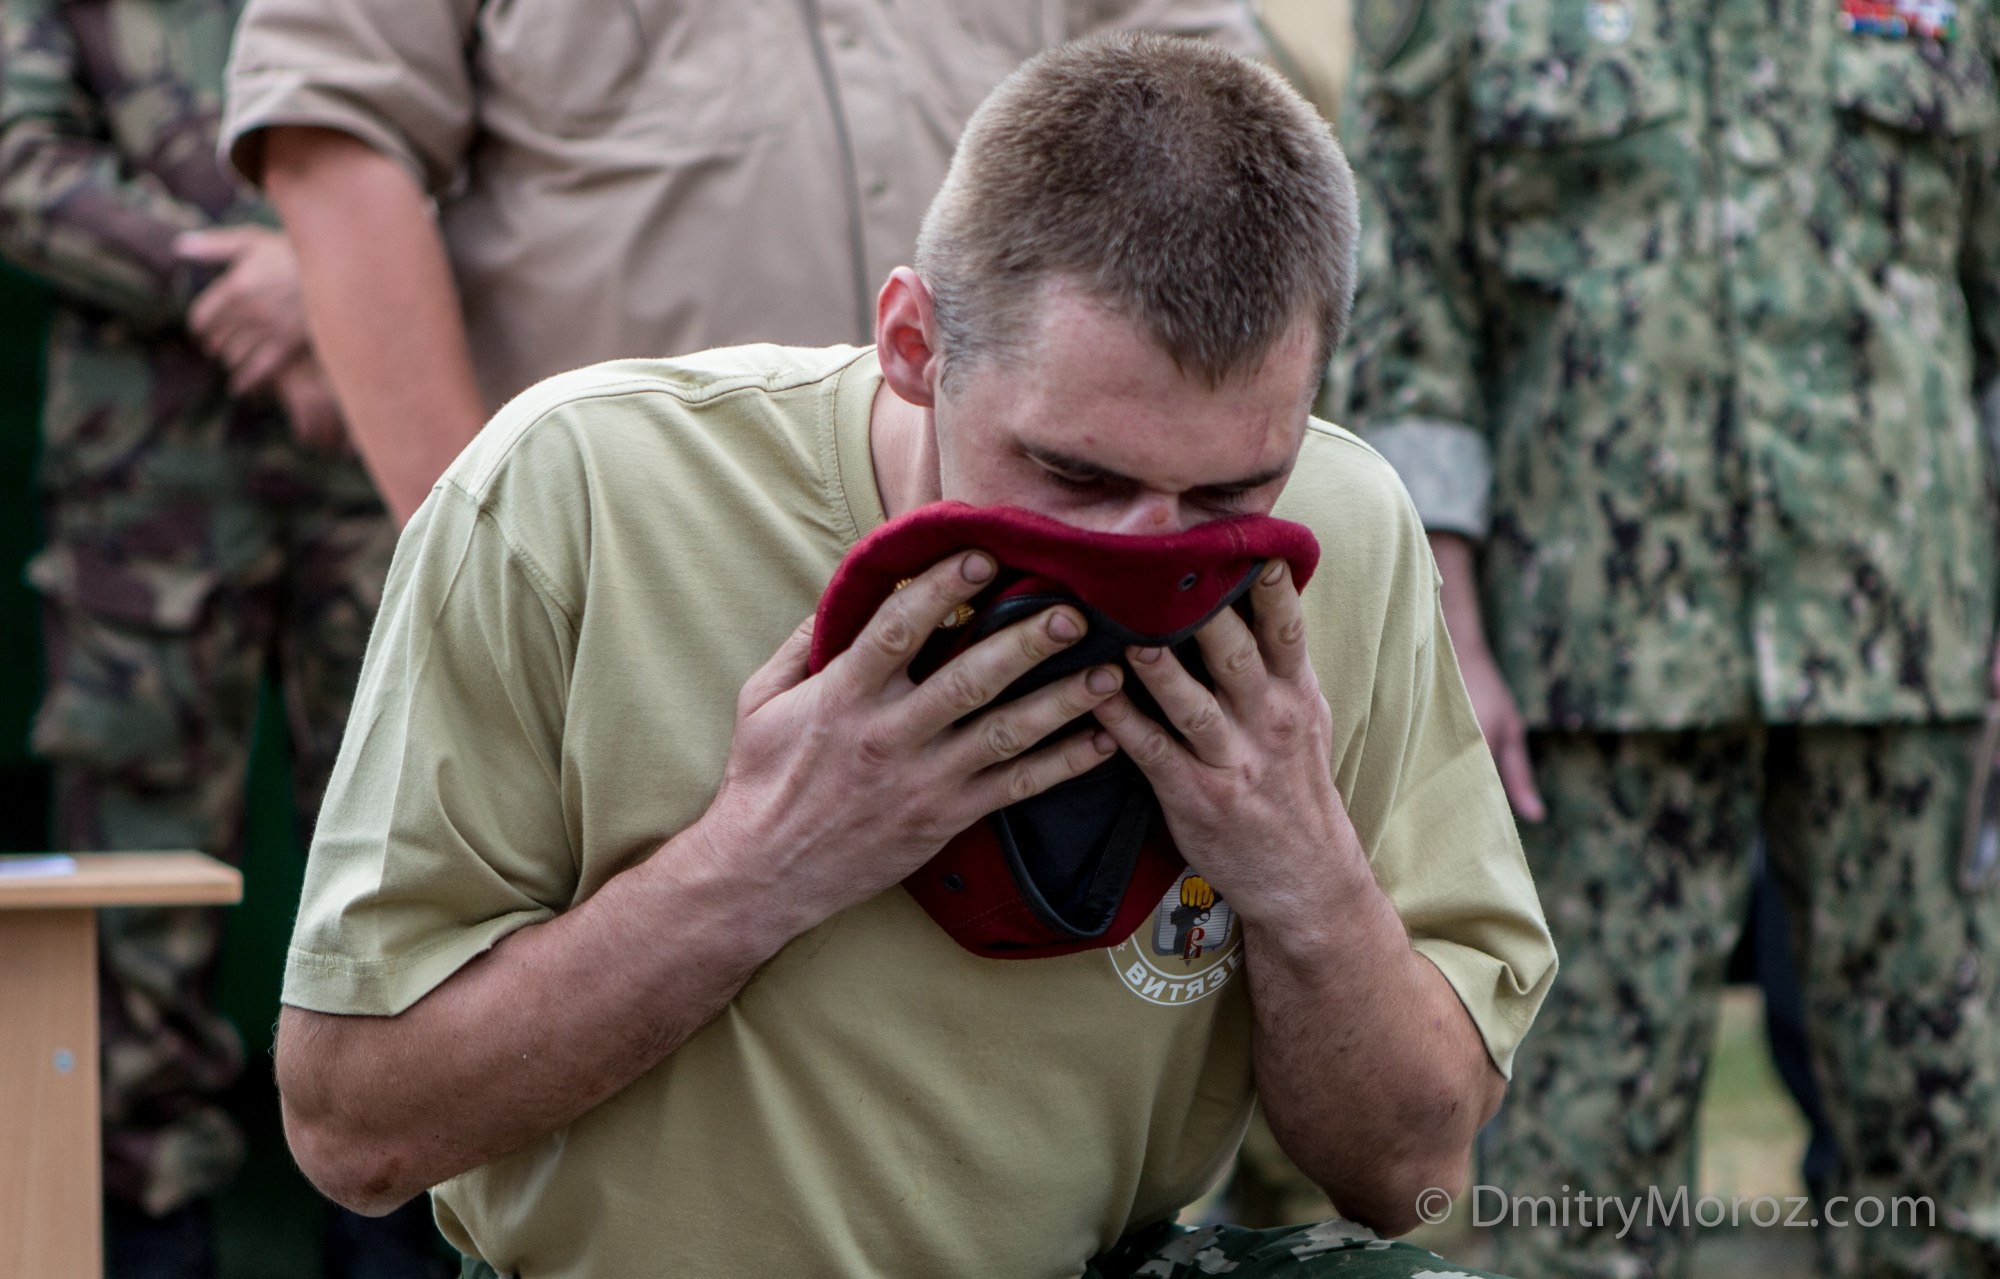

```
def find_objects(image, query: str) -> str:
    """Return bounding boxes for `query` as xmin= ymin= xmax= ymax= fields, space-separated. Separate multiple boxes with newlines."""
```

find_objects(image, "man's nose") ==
xmin=1103 ymin=494 xmax=1183 ymax=535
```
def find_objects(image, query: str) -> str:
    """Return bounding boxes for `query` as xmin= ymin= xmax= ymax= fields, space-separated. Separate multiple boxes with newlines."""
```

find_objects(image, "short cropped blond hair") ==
xmin=915 ymin=32 xmax=1358 ymax=387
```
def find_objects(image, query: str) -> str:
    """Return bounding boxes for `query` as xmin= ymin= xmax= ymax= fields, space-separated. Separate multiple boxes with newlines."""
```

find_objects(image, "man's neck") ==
xmin=868 ymin=379 xmax=942 ymax=521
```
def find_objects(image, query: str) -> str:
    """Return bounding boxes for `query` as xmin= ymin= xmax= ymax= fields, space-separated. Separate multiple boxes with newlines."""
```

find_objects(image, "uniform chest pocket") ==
xmin=1829 ymin=28 xmax=1999 ymax=271
xmin=476 ymin=0 xmax=789 ymax=146
xmin=1471 ymin=43 xmax=1686 ymax=146
xmin=1469 ymin=43 xmax=1695 ymax=282
xmin=1831 ymin=29 xmax=2000 ymax=136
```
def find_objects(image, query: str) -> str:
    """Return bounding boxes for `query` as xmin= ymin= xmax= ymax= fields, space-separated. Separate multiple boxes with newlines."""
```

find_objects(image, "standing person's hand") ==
xmin=274 ymin=356 xmax=348 ymax=453
xmin=1455 ymin=646 xmax=1544 ymax=822
xmin=178 ymin=227 xmax=310 ymax=394
xmin=689 ymin=552 xmax=1128 ymax=936
xmin=1427 ymin=531 xmax=1545 ymax=822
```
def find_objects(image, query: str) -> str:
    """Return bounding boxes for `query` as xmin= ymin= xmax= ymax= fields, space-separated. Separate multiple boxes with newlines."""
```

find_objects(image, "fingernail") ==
xmin=1086 ymin=666 xmax=1119 ymax=695
xmin=962 ymin=553 xmax=995 ymax=583
xmin=1049 ymin=609 xmax=1082 ymax=641
xmin=1261 ymin=560 xmax=1285 ymax=585
xmin=1133 ymin=646 xmax=1163 ymax=664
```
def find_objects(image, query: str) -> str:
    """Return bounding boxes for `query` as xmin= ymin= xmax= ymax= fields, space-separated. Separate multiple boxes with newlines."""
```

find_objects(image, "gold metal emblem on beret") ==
xmin=893 ymin=577 xmax=977 ymax=629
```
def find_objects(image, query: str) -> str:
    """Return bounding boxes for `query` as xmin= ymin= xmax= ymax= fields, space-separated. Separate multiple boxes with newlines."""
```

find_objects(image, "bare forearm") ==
xmin=1243 ymin=828 xmax=1503 ymax=1235
xmin=261 ymin=126 xmax=485 ymax=523
xmin=1427 ymin=532 xmax=1491 ymax=662
xmin=278 ymin=821 xmax=801 ymax=1214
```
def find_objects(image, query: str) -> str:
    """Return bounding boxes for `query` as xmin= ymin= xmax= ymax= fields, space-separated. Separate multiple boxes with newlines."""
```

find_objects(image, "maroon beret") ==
xmin=810 ymin=502 xmax=1320 ymax=960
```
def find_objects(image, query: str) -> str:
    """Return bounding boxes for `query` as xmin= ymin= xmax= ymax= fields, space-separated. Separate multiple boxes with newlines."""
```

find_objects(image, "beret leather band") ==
xmin=810 ymin=501 xmax=1321 ymax=960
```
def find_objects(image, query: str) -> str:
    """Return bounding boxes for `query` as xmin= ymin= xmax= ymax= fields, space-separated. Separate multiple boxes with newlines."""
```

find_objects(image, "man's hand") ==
xmin=1091 ymin=558 xmax=1503 ymax=1228
xmin=274 ymin=356 xmax=349 ymax=453
xmin=689 ymin=551 xmax=1127 ymax=939
xmin=1089 ymin=560 xmax=1344 ymax=921
xmin=1428 ymin=531 xmax=1544 ymax=821
xmin=179 ymin=226 xmax=310 ymax=394
xmin=1456 ymin=645 xmax=1545 ymax=822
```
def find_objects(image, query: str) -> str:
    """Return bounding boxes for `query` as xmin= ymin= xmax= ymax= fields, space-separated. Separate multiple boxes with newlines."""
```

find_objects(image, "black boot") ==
xmin=105 ymin=1199 xmax=217 ymax=1279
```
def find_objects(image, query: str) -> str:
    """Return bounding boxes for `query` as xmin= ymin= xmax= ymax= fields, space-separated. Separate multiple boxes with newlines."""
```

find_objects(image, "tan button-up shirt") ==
xmin=221 ymin=0 xmax=1265 ymax=409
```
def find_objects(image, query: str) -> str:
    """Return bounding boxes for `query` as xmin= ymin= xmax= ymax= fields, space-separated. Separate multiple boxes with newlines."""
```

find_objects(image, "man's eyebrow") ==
xmin=1023 ymin=445 xmax=1287 ymax=495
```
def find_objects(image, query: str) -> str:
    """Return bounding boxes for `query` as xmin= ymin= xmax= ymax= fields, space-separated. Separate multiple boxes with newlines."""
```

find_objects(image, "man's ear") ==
xmin=875 ymin=267 xmax=941 ymax=409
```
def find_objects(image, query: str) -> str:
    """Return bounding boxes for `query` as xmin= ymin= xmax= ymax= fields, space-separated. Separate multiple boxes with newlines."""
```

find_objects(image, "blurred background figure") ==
xmin=219 ymin=0 xmax=1273 ymax=525
xmin=1334 ymin=0 xmax=2000 ymax=1275
xmin=0 ymin=2 xmax=421 ymax=1276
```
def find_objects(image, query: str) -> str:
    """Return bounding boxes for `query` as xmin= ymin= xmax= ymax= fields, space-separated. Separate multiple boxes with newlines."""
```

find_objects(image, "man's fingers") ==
xmin=838 ymin=552 xmax=995 ymax=690
xmin=231 ymin=341 xmax=294 ymax=395
xmin=187 ymin=279 xmax=236 ymax=342
xmin=1092 ymin=690 xmax=1185 ymax=778
xmin=973 ymin=725 xmax=1118 ymax=815
xmin=908 ymin=603 xmax=1087 ymax=731
xmin=738 ymin=616 xmax=817 ymax=717
xmin=1191 ymin=606 xmax=1263 ymax=709
xmin=1248 ymin=559 xmax=1310 ymax=681
xmin=1497 ymin=725 xmax=1545 ymax=823
xmin=1122 ymin=644 xmax=1230 ymax=758
xmin=174 ymin=227 xmax=259 ymax=263
xmin=951 ymin=663 xmax=1122 ymax=768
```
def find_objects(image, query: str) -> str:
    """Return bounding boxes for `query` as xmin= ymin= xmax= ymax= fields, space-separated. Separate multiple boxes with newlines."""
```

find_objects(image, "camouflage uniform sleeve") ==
xmin=1967 ymin=4 xmax=2000 ymax=474
xmin=1328 ymin=0 xmax=1491 ymax=538
xmin=0 ymin=0 xmax=226 ymax=327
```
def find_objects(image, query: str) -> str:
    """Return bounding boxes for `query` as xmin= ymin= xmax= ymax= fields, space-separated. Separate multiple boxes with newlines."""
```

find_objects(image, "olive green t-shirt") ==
xmin=290 ymin=344 xmax=1556 ymax=1279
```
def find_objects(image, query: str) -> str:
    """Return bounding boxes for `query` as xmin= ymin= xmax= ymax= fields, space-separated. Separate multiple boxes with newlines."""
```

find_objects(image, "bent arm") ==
xmin=260 ymin=125 xmax=484 ymax=523
xmin=278 ymin=817 xmax=789 ymax=1215
xmin=1242 ymin=847 xmax=1505 ymax=1236
xmin=280 ymin=536 xmax=1125 ymax=1215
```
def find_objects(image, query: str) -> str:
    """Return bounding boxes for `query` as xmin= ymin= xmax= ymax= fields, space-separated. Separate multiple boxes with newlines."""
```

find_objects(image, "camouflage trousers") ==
xmin=29 ymin=476 xmax=393 ymax=1217
xmin=456 ymin=1219 xmax=1515 ymax=1278
xmin=1486 ymin=724 xmax=2000 ymax=1279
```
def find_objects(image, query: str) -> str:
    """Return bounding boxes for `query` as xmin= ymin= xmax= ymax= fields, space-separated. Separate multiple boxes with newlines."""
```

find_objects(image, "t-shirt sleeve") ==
xmin=1302 ymin=446 xmax=1557 ymax=1079
xmin=1376 ymin=600 xmax=1558 ymax=1080
xmin=283 ymin=478 xmax=580 ymax=1016
xmin=221 ymin=0 xmax=481 ymax=194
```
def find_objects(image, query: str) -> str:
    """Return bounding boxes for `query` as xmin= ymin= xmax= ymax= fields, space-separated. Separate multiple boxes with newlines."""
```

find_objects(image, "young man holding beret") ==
xmin=273 ymin=35 xmax=1555 ymax=1278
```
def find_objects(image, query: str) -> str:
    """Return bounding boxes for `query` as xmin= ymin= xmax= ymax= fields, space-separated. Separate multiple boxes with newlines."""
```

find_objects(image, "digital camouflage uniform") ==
xmin=1333 ymin=0 xmax=2000 ymax=1272
xmin=0 ymin=0 xmax=392 ymax=1220
xmin=457 ymin=1219 xmax=1513 ymax=1279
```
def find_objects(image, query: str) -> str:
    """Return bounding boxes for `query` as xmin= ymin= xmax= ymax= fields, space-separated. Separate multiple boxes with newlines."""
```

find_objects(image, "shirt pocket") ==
xmin=475 ymin=0 xmax=789 ymax=146
xmin=1828 ymin=29 xmax=2000 ymax=272
xmin=1468 ymin=40 xmax=1695 ymax=284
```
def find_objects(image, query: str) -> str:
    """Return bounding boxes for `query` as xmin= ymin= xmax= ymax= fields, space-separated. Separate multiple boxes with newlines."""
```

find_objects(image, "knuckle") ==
xmin=855 ymin=726 xmax=898 ymax=768
xmin=942 ymin=665 xmax=989 ymax=715
xmin=874 ymin=615 xmax=916 ymax=656
xmin=1005 ymin=764 xmax=1042 ymax=803
xmin=1278 ymin=616 xmax=1307 ymax=647
xmin=1183 ymin=700 xmax=1221 ymax=736
xmin=1015 ymin=620 xmax=1057 ymax=666
xmin=1052 ymin=681 xmax=1096 ymax=721
xmin=981 ymin=716 xmax=1025 ymax=760
xmin=1221 ymin=640 xmax=1260 ymax=677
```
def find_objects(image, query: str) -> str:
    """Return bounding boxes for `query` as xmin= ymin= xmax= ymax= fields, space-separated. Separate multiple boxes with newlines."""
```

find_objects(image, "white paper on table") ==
xmin=0 ymin=854 xmax=79 ymax=878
